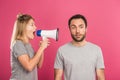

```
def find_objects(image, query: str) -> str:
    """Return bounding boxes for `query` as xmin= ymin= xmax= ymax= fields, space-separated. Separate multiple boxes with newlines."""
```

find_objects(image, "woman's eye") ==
xmin=31 ymin=24 xmax=34 ymax=26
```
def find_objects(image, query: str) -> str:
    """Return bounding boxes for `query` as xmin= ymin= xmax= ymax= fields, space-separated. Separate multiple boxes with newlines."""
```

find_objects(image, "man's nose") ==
xmin=76 ymin=28 xmax=80 ymax=33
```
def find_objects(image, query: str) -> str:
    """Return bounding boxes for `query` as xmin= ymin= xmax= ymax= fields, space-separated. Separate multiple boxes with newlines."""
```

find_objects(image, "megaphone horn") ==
xmin=36 ymin=28 xmax=59 ymax=41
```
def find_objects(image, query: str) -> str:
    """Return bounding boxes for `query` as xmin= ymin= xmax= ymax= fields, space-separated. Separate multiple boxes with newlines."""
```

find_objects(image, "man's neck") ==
xmin=71 ymin=40 xmax=87 ymax=47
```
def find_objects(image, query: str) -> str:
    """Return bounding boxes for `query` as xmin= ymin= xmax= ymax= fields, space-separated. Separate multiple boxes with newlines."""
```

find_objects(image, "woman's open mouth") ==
xmin=33 ymin=31 xmax=35 ymax=36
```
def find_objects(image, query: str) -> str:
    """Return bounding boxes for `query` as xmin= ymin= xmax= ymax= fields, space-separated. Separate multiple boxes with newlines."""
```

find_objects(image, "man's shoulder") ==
xmin=87 ymin=42 xmax=101 ymax=50
xmin=58 ymin=42 xmax=71 ymax=50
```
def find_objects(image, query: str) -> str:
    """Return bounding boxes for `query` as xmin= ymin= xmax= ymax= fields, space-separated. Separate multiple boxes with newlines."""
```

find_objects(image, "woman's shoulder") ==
xmin=15 ymin=40 xmax=24 ymax=44
xmin=13 ymin=40 xmax=24 ymax=48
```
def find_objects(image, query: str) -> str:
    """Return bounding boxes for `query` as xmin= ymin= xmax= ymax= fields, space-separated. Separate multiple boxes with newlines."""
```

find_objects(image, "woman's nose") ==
xmin=34 ymin=26 xmax=37 ymax=30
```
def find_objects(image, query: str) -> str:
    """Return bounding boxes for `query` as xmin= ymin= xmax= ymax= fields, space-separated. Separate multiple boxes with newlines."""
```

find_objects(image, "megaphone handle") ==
xmin=42 ymin=36 xmax=47 ymax=40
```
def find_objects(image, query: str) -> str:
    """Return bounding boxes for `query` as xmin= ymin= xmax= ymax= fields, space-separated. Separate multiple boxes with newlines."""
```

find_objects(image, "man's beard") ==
xmin=71 ymin=33 xmax=86 ymax=42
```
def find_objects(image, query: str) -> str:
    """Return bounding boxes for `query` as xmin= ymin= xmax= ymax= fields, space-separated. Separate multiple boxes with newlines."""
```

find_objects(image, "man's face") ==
xmin=69 ymin=18 xmax=87 ymax=42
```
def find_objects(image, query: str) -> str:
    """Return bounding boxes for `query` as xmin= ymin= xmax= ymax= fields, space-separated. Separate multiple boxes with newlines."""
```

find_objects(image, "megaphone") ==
xmin=36 ymin=28 xmax=59 ymax=41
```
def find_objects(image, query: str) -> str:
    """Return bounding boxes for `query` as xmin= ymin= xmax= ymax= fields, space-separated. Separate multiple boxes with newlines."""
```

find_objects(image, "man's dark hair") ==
xmin=68 ymin=14 xmax=87 ymax=28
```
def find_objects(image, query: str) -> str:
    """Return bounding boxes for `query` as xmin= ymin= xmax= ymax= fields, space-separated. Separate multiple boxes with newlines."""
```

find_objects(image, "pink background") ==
xmin=0 ymin=0 xmax=120 ymax=80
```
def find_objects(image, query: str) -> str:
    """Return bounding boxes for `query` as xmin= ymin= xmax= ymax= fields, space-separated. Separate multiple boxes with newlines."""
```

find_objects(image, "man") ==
xmin=54 ymin=14 xmax=105 ymax=80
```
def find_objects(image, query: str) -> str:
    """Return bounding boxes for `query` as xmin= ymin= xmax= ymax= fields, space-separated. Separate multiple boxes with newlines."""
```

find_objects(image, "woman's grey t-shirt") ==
xmin=54 ymin=42 xmax=105 ymax=80
xmin=10 ymin=40 xmax=38 ymax=80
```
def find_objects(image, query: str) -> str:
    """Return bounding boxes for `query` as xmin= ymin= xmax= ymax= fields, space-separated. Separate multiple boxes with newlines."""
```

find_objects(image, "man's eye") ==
xmin=71 ymin=26 xmax=76 ymax=29
xmin=71 ymin=27 xmax=76 ymax=29
xmin=80 ymin=26 xmax=83 ymax=28
xmin=79 ymin=25 xmax=84 ymax=28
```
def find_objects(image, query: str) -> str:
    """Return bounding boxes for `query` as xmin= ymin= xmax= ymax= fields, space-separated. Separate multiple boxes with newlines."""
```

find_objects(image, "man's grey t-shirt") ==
xmin=10 ymin=40 xmax=38 ymax=80
xmin=54 ymin=42 xmax=105 ymax=80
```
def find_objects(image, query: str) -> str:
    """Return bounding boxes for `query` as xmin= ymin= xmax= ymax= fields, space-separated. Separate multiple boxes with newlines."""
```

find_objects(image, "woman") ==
xmin=10 ymin=13 xmax=49 ymax=80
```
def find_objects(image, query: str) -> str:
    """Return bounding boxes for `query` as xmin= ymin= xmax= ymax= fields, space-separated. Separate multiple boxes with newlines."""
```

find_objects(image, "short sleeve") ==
xmin=96 ymin=47 xmax=105 ymax=69
xmin=13 ymin=41 xmax=27 ymax=58
xmin=54 ymin=48 xmax=64 ymax=69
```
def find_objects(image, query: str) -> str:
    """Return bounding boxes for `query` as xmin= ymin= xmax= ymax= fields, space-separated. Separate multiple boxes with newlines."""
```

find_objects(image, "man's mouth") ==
xmin=75 ymin=34 xmax=83 ymax=38
xmin=76 ymin=34 xmax=81 ymax=37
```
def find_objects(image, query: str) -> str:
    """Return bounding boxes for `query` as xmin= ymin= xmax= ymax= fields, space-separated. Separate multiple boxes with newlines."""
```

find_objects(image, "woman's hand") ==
xmin=39 ymin=38 xmax=50 ymax=49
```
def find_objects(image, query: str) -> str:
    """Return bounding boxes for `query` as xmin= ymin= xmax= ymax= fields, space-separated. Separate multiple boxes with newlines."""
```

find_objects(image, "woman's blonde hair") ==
xmin=10 ymin=13 xmax=34 ymax=49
